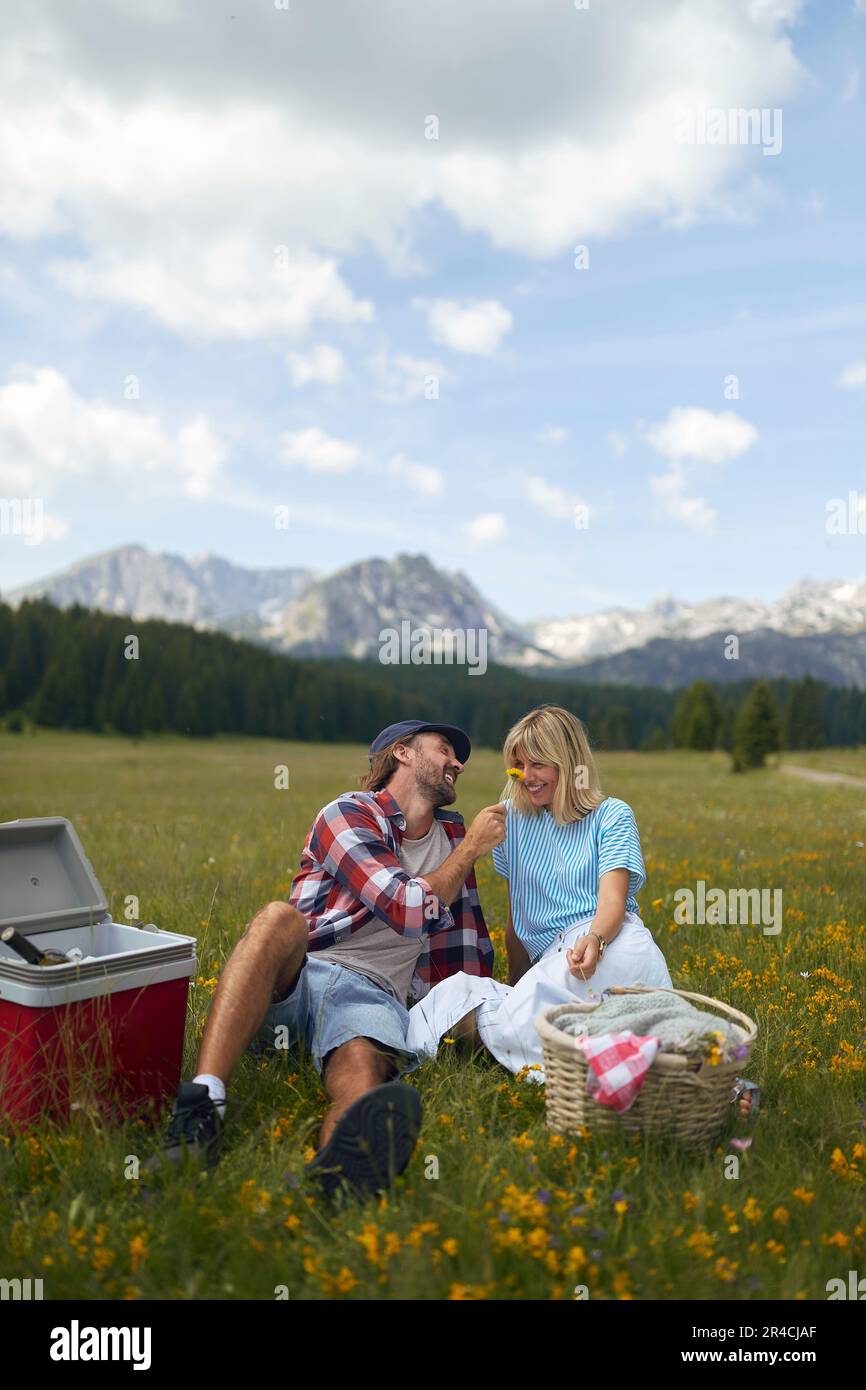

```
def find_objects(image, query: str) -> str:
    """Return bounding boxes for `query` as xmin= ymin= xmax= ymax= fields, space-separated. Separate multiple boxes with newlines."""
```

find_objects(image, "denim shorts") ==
xmin=247 ymin=955 xmax=420 ymax=1075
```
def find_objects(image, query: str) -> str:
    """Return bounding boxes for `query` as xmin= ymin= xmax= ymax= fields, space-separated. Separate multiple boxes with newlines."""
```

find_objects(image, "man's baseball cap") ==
xmin=369 ymin=719 xmax=472 ymax=765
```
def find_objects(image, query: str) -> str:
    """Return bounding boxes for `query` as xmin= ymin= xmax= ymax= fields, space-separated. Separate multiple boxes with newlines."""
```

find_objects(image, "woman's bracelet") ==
xmin=588 ymin=931 xmax=607 ymax=958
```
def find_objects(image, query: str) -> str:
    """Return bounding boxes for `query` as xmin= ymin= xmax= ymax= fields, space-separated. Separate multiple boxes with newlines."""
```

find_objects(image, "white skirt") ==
xmin=406 ymin=912 xmax=673 ymax=1079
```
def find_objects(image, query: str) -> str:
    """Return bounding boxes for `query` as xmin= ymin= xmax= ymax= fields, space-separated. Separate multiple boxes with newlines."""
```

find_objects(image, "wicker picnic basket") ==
xmin=534 ymin=985 xmax=758 ymax=1150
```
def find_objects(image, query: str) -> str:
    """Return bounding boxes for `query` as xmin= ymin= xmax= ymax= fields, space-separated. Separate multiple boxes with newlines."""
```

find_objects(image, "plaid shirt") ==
xmin=287 ymin=787 xmax=493 ymax=1002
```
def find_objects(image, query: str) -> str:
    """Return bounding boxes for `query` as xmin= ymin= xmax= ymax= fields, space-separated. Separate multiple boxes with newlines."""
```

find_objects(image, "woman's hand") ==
xmin=567 ymin=933 xmax=600 ymax=980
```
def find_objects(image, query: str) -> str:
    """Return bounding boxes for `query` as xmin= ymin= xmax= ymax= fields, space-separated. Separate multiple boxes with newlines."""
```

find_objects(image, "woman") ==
xmin=406 ymin=704 xmax=673 ymax=1076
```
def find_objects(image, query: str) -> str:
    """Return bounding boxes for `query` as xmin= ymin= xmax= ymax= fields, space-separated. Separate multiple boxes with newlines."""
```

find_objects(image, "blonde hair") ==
xmin=359 ymin=733 xmax=419 ymax=792
xmin=501 ymin=705 xmax=604 ymax=823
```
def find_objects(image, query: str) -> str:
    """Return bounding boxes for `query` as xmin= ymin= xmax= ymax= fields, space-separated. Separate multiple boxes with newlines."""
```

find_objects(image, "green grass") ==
xmin=781 ymin=747 xmax=866 ymax=778
xmin=1 ymin=732 xmax=865 ymax=1300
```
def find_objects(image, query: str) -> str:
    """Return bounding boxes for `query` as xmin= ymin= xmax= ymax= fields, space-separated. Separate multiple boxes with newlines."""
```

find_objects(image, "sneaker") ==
xmin=145 ymin=1082 xmax=224 ymax=1173
xmin=306 ymin=1081 xmax=422 ymax=1200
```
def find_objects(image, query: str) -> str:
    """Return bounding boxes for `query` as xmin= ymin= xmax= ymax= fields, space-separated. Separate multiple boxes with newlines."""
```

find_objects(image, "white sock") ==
xmin=193 ymin=1073 xmax=227 ymax=1115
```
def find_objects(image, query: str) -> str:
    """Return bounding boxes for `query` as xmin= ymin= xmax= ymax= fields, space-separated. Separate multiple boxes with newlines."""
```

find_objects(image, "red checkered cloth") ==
xmin=577 ymin=1031 xmax=661 ymax=1112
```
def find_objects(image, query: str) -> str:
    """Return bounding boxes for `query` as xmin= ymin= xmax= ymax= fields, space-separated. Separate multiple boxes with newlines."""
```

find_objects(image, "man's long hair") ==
xmin=359 ymin=733 xmax=419 ymax=792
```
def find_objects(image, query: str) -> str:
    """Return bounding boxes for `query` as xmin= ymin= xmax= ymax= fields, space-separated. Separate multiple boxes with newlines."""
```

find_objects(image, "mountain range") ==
xmin=4 ymin=545 xmax=312 ymax=629
xmin=5 ymin=545 xmax=866 ymax=688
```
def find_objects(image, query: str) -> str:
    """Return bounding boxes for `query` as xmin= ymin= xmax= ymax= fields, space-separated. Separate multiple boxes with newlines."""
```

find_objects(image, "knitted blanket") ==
xmin=553 ymin=987 xmax=743 ymax=1057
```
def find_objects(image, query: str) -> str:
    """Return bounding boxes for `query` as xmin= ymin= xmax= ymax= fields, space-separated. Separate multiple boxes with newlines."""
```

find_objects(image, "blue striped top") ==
xmin=492 ymin=796 xmax=646 ymax=960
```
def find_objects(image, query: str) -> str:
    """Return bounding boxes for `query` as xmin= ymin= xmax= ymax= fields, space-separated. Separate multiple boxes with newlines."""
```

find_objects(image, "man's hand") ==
xmin=567 ymin=933 xmax=600 ymax=980
xmin=422 ymin=804 xmax=506 ymax=909
xmin=465 ymin=804 xmax=507 ymax=859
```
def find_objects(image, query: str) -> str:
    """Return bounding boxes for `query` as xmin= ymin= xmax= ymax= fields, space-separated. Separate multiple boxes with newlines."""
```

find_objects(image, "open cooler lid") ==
xmin=0 ymin=817 xmax=110 ymax=935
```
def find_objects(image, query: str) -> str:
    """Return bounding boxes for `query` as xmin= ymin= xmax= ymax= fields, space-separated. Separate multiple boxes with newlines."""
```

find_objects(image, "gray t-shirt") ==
xmin=314 ymin=818 xmax=451 ymax=1004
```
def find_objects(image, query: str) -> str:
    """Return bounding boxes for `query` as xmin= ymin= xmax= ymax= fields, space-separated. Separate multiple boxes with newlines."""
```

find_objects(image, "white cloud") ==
xmin=464 ymin=511 xmax=507 ymax=547
xmin=607 ymin=430 xmax=627 ymax=458
xmin=0 ymin=366 xmax=227 ymax=500
xmin=280 ymin=426 xmax=362 ymax=474
xmin=368 ymin=351 xmax=450 ymax=402
xmin=388 ymin=454 xmax=444 ymax=497
xmin=414 ymin=298 xmax=513 ymax=356
xmin=0 ymin=4 xmax=804 ymax=340
xmin=286 ymin=344 xmax=346 ymax=387
xmin=645 ymin=406 xmax=757 ymax=533
xmin=278 ymin=437 xmax=443 ymax=495
xmin=40 ymin=513 xmax=70 ymax=541
xmin=52 ymin=238 xmax=372 ymax=343
xmin=536 ymin=425 xmax=567 ymax=445
xmin=649 ymin=470 xmax=716 ymax=532
xmin=175 ymin=416 xmax=226 ymax=499
xmin=841 ymin=63 xmax=860 ymax=103
xmin=747 ymin=0 xmax=804 ymax=20
xmin=838 ymin=361 xmax=866 ymax=389
xmin=524 ymin=475 xmax=585 ymax=522
xmin=0 ymin=505 xmax=70 ymax=545
xmin=645 ymin=407 xmax=758 ymax=465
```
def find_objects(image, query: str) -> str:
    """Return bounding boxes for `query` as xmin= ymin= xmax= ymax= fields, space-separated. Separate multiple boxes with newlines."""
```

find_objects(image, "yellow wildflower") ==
xmin=129 ymin=1234 xmax=148 ymax=1274
xmin=742 ymin=1197 xmax=762 ymax=1224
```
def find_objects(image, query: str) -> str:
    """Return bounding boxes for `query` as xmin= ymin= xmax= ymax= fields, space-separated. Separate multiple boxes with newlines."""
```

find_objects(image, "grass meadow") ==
xmin=1 ymin=730 xmax=865 ymax=1301
xmin=780 ymin=748 xmax=866 ymax=778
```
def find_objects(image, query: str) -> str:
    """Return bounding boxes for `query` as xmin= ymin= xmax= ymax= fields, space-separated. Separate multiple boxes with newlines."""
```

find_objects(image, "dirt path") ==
xmin=781 ymin=763 xmax=866 ymax=787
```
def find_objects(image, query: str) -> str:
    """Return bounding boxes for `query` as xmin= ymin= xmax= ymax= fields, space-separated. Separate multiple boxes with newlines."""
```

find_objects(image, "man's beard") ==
xmin=415 ymin=755 xmax=457 ymax=807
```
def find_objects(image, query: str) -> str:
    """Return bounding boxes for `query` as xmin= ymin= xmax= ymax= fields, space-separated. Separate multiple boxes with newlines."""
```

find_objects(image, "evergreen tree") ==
xmin=826 ymin=688 xmax=857 ymax=746
xmin=176 ymin=682 xmax=205 ymax=736
xmin=6 ymin=607 xmax=43 ymax=709
xmin=602 ymin=705 xmax=632 ymax=750
xmin=732 ymin=681 xmax=782 ymax=770
xmin=640 ymin=727 xmax=666 ymax=752
xmin=493 ymin=700 xmax=513 ymax=748
xmin=717 ymin=699 xmax=736 ymax=752
xmin=60 ymin=643 xmax=88 ymax=728
xmin=34 ymin=663 xmax=70 ymax=727
xmin=143 ymin=680 xmax=166 ymax=732
xmin=93 ymin=691 xmax=112 ymax=732
xmin=6 ymin=596 xmax=866 ymax=756
xmin=0 ymin=606 xmax=12 ymax=714
xmin=782 ymin=675 xmax=825 ymax=749
xmin=673 ymin=680 xmax=721 ymax=749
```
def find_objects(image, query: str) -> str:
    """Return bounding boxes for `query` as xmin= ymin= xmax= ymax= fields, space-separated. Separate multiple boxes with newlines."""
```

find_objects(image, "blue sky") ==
xmin=1 ymin=0 xmax=865 ymax=623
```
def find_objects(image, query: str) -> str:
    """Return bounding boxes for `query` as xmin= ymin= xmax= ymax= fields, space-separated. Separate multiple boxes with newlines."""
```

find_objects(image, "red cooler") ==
xmin=0 ymin=816 xmax=196 ymax=1130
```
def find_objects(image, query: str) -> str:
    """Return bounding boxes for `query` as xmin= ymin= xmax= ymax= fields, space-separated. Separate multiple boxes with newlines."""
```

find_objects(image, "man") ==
xmin=150 ymin=719 xmax=505 ymax=1197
